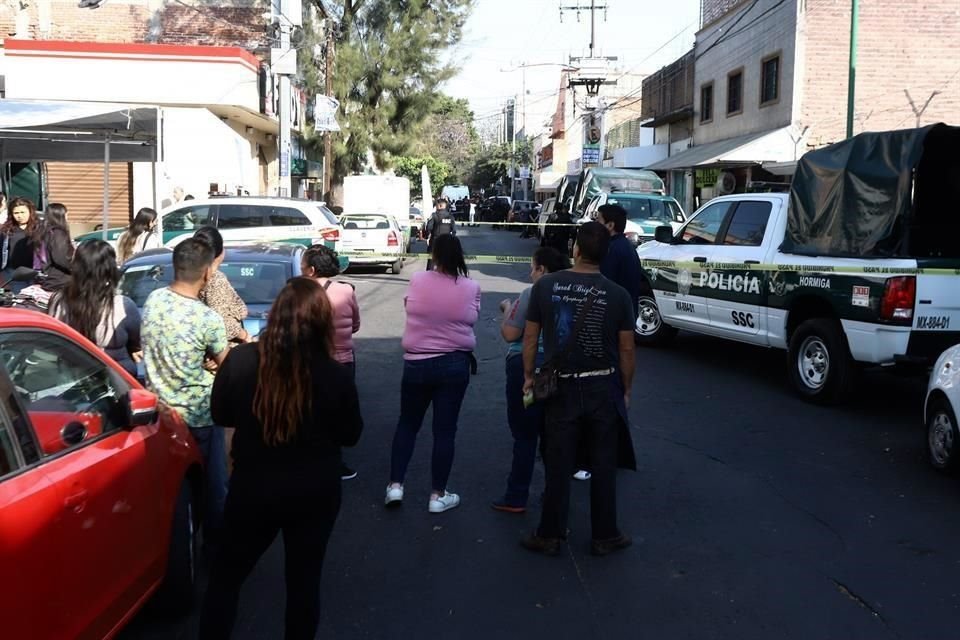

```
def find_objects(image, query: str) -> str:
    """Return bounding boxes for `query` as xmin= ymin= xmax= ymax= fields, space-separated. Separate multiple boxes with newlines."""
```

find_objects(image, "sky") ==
xmin=442 ymin=0 xmax=702 ymax=138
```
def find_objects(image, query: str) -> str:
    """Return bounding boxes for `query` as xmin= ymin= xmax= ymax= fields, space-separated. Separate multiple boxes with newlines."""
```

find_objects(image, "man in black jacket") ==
xmin=423 ymin=198 xmax=456 ymax=270
xmin=598 ymin=203 xmax=642 ymax=319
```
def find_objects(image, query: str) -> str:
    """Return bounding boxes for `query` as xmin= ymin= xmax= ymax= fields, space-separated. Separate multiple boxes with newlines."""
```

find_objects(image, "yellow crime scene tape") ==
xmin=437 ymin=220 xmax=580 ymax=227
xmin=340 ymin=252 xmax=960 ymax=275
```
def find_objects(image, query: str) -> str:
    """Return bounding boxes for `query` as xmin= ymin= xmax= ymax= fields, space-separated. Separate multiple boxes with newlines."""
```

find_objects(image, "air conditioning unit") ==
xmin=715 ymin=171 xmax=737 ymax=195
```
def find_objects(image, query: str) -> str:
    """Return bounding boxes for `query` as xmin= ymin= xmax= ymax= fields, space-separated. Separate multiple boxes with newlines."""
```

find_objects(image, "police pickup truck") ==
xmin=634 ymin=124 xmax=960 ymax=404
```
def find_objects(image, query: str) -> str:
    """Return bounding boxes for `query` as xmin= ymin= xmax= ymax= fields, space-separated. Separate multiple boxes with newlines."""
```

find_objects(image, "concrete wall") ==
xmin=694 ymin=0 xmax=798 ymax=144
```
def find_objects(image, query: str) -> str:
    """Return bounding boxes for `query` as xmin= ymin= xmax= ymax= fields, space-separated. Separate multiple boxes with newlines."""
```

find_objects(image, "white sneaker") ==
xmin=428 ymin=491 xmax=461 ymax=513
xmin=573 ymin=470 xmax=592 ymax=481
xmin=385 ymin=484 xmax=404 ymax=506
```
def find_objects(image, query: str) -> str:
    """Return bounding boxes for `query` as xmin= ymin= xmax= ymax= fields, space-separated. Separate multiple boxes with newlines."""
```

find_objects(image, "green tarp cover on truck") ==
xmin=783 ymin=123 xmax=960 ymax=258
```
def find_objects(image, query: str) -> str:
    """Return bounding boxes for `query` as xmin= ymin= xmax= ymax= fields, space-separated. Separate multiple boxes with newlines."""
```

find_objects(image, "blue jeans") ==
xmin=390 ymin=352 xmax=471 ymax=492
xmin=190 ymin=425 xmax=229 ymax=546
xmin=501 ymin=353 xmax=544 ymax=507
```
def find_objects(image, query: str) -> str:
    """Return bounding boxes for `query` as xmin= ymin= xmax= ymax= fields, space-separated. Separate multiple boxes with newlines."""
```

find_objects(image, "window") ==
xmin=761 ymin=54 xmax=781 ymax=105
xmin=218 ymin=262 xmax=291 ymax=305
xmin=723 ymin=202 xmax=772 ymax=246
xmin=679 ymin=201 xmax=734 ymax=245
xmin=700 ymin=82 xmax=714 ymax=123
xmin=727 ymin=69 xmax=743 ymax=116
xmin=269 ymin=206 xmax=312 ymax=227
xmin=0 ymin=417 xmax=22 ymax=477
xmin=314 ymin=205 xmax=340 ymax=226
xmin=119 ymin=263 xmax=173 ymax=307
xmin=0 ymin=332 xmax=131 ymax=457
xmin=217 ymin=205 xmax=267 ymax=229
xmin=163 ymin=205 xmax=213 ymax=232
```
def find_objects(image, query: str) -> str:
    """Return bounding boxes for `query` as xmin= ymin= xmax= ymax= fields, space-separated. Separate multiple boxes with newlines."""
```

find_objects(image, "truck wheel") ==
xmin=928 ymin=397 xmax=960 ymax=474
xmin=787 ymin=318 xmax=854 ymax=405
xmin=155 ymin=481 xmax=198 ymax=615
xmin=635 ymin=295 xmax=677 ymax=346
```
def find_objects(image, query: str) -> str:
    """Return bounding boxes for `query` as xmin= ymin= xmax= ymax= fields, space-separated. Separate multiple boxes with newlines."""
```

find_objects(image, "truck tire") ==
xmin=927 ymin=397 xmax=960 ymax=474
xmin=635 ymin=295 xmax=677 ymax=346
xmin=787 ymin=318 xmax=855 ymax=405
xmin=155 ymin=481 xmax=198 ymax=615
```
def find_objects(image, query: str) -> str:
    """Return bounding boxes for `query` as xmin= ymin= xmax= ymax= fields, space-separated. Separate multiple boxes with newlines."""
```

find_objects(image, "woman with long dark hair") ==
xmin=385 ymin=234 xmax=480 ymax=512
xmin=116 ymin=207 xmax=160 ymax=264
xmin=1 ymin=197 xmax=39 ymax=280
xmin=492 ymin=246 xmax=571 ymax=513
xmin=49 ymin=240 xmax=141 ymax=377
xmin=199 ymin=277 xmax=363 ymax=640
xmin=32 ymin=202 xmax=74 ymax=290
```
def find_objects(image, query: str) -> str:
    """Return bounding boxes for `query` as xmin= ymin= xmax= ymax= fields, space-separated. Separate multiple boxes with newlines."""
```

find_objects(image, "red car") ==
xmin=0 ymin=309 xmax=204 ymax=639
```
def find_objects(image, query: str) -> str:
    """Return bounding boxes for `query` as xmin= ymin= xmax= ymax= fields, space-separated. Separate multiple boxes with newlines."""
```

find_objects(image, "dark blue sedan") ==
xmin=119 ymin=242 xmax=305 ymax=339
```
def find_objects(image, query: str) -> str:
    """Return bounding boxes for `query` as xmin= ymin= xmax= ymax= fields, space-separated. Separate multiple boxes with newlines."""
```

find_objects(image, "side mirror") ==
xmin=125 ymin=388 xmax=158 ymax=428
xmin=654 ymin=226 xmax=675 ymax=244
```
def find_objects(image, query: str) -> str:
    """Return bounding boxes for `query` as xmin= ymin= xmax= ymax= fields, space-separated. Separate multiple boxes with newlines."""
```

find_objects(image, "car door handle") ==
xmin=64 ymin=488 xmax=88 ymax=514
xmin=693 ymin=256 xmax=707 ymax=263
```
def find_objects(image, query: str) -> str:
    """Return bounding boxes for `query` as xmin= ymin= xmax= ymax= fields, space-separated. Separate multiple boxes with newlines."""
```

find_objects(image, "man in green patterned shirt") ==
xmin=142 ymin=238 xmax=229 ymax=546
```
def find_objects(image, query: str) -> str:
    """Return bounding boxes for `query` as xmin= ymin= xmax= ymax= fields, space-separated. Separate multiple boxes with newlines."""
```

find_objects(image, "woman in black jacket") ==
xmin=32 ymin=202 xmax=74 ymax=291
xmin=1 ymin=197 xmax=40 ymax=282
xmin=199 ymin=277 xmax=364 ymax=640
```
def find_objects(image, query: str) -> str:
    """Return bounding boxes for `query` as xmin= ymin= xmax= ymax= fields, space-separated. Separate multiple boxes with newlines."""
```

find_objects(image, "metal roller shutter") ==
xmin=47 ymin=162 xmax=132 ymax=230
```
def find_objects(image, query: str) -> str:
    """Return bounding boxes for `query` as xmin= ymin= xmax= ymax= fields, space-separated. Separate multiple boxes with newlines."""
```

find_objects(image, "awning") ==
xmin=0 ymin=99 xmax=159 ymax=162
xmin=535 ymin=170 xmax=564 ymax=192
xmin=645 ymin=127 xmax=798 ymax=172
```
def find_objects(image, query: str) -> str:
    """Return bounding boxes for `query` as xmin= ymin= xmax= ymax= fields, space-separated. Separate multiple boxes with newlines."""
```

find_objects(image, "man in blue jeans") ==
xmin=521 ymin=222 xmax=637 ymax=557
xmin=142 ymin=238 xmax=229 ymax=548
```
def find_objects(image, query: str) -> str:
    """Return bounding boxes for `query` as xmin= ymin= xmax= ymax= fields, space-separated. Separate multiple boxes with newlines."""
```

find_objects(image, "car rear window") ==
xmin=342 ymin=215 xmax=391 ymax=230
xmin=219 ymin=262 xmax=291 ymax=304
xmin=610 ymin=197 xmax=685 ymax=224
xmin=314 ymin=205 xmax=340 ymax=226
xmin=119 ymin=263 xmax=173 ymax=307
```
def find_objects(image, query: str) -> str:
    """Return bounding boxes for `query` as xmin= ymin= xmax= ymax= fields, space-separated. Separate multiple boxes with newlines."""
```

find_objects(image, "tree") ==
xmin=310 ymin=0 xmax=473 ymax=204
xmin=393 ymin=155 xmax=450 ymax=198
xmin=409 ymin=94 xmax=479 ymax=185
xmin=467 ymin=138 xmax=533 ymax=193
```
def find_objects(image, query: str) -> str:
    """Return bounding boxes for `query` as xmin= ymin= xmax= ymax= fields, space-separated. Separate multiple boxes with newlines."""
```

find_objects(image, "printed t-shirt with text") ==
xmin=526 ymin=271 xmax=634 ymax=373
xmin=141 ymin=287 xmax=228 ymax=427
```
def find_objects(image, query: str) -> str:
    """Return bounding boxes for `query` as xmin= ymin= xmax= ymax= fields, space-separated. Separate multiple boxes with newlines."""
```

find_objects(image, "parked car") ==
xmin=580 ymin=192 xmax=687 ymax=245
xmin=76 ymin=197 xmax=342 ymax=253
xmin=409 ymin=206 xmax=424 ymax=238
xmin=926 ymin=344 xmax=960 ymax=473
xmin=119 ymin=242 xmax=306 ymax=340
xmin=536 ymin=197 xmax=557 ymax=239
xmin=481 ymin=196 xmax=512 ymax=226
xmin=0 ymin=308 xmax=204 ymax=640
xmin=339 ymin=213 xmax=405 ymax=274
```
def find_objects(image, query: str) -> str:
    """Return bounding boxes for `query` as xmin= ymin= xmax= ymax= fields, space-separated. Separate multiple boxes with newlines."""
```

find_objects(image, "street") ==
xmin=121 ymin=226 xmax=960 ymax=640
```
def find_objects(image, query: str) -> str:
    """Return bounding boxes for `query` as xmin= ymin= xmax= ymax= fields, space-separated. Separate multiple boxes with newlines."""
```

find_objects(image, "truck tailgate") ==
xmin=910 ymin=265 xmax=960 ymax=360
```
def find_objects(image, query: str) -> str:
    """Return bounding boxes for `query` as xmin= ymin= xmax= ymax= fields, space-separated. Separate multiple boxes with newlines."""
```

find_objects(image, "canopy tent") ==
xmin=0 ymin=100 xmax=161 ymax=236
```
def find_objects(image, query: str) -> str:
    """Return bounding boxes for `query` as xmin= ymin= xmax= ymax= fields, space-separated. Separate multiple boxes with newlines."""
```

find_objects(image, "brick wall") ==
xmin=0 ymin=0 xmax=267 ymax=52
xmin=799 ymin=0 xmax=960 ymax=148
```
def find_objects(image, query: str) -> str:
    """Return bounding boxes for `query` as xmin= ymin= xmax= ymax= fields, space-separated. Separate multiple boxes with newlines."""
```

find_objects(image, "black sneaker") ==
xmin=340 ymin=464 xmax=358 ymax=480
xmin=520 ymin=533 xmax=563 ymax=556
xmin=590 ymin=534 xmax=633 ymax=557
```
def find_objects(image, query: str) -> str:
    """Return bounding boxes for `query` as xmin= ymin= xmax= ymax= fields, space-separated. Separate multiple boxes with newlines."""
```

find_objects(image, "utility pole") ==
xmin=559 ymin=0 xmax=608 ymax=58
xmin=271 ymin=0 xmax=300 ymax=197
xmin=846 ymin=0 xmax=858 ymax=139
xmin=522 ymin=67 xmax=529 ymax=202
xmin=511 ymin=97 xmax=517 ymax=199
xmin=323 ymin=23 xmax=335 ymax=200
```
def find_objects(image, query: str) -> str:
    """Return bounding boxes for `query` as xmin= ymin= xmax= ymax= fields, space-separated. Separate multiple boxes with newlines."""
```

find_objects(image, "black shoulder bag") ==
xmin=532 ymin=287 xmax=599 ymax=402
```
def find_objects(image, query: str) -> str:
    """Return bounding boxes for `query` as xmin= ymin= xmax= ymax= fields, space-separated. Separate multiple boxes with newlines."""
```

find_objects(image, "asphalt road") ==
xmin=122 ymin=226 xmax=959 ymax=640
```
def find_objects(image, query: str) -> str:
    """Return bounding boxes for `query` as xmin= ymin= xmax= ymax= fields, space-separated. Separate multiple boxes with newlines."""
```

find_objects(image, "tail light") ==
xmin=625 ymin=231 xmax=639 ymax=246
xmin=321 ymin=228 xmax=340 ymax=242
xmin=880 ymin=276 xmax=916 ymax=322
xmin=387 ymin=231 xmax=399 ymax=247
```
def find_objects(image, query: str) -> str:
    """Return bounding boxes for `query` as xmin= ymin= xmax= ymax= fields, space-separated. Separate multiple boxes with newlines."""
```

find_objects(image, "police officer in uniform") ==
xmin=424 ymin=198 xmax=456 ymax=270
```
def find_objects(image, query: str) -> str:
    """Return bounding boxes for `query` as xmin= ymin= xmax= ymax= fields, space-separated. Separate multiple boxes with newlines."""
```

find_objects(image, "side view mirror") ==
xmin=125 ymin=388 xmax=158 ymax=428
xmin=654 ymin=226 xmax=675 ymax=244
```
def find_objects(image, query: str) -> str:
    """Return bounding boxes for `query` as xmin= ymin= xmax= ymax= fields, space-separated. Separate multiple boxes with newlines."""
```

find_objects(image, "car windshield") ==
xmin=609 ymin=197 xmax=684 ymax=224
xmin=120 ymin=260 xmax=291 ymax=306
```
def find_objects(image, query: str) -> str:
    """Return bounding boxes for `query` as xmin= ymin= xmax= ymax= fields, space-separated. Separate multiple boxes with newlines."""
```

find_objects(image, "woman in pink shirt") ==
xmin=302 ymin=245 xmax=361 ymax=480
xmin=386 ymin=234 xmax=481 ymax=513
